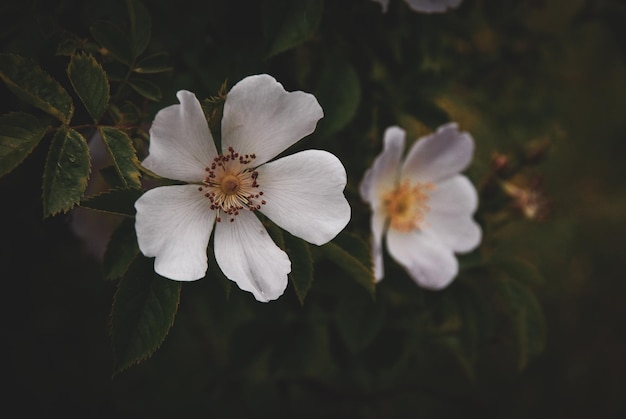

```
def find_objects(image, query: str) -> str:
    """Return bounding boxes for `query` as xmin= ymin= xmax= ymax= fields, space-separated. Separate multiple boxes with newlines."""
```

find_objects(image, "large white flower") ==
xmin=373 ymin=0 xmax=463 ymax=14
xmin=135 ymin=74 xmax=351 ymax=302
xmin=359 ymin=123 xmax=481 ymax=290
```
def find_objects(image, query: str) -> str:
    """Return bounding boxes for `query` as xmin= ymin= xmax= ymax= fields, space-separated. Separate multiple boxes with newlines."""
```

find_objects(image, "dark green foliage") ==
xmin=98 ymin=127 xmax=142 ymax=189
xmin=42 ymin=127 xmax=90 ymax=216
xmin=67 ymin=52 xmax=110 ymax=123
xmin=80 ymin=188 xmax=143 ymax=217
xmin=110 ymin=255 xmax=181 ymax=375
xmin=0 ymin=112 xmax=47 ymax=178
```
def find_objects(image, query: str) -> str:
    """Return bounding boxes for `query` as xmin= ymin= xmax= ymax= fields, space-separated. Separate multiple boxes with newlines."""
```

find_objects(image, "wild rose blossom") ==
xmin=373 ymin=0 xmax=463 ymax=14
xmin=134 ymin=74 xmax=351 ymax=302
xmin=359 ymin=123 xmax=481 ymax=289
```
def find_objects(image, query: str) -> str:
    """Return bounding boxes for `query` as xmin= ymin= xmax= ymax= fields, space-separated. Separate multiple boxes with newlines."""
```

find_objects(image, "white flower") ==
xmin=134 ymin=74 xmax=351 ymax=302
xmin=359 ymin=123 xmax=481 ymax=290
xmin=373 ymin=0 xmax=463 ymax=14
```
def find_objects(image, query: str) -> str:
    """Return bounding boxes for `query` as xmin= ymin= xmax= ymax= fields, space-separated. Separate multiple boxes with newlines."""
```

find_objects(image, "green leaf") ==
xmin=42 ymin=127 xmax=90 ymax=217
xmin=67 ymin=52 xmax=110 ymax=123
xmin=315 ymin=56 xmax=361 ymax=138
xmin=317 ymin=231 xmax=376 ymax=297
xmin=98 ymin=127 xmax=142 ymax=189
xmin=103 ymin=218 xmax=139 ymax=280
xmin=0 ymin=54 xmax=74 ymax=124
xmin=335 ymin=294 xmax=385 ymax=353
xmin=505 ymin=279 xmax=546 ymax=371
xmin=128 ymin=78 xmax=162 ymax=101
xmin=80 ymin=188 xmax=143 ymax=217
xmin=110 ymin=255 xmax=181 ymax=375
xmin=90 ymin=21 xmax=134 ymax=66
xmin=263 ymin=0 xmax=323 ymax=58
xmin=126 ymin=0 xmax=152 ymax=57
xmin=133 ymin=52 xmax=172 ymax=74
xmin=0 ymin=112 xmax=48 ymax=178
xmin=283 ymin=232 xmax=313 ymax=305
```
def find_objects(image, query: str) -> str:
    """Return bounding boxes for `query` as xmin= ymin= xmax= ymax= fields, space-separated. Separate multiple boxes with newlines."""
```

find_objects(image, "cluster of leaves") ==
xmin=0 ymin=0 xmax=548 ymax=397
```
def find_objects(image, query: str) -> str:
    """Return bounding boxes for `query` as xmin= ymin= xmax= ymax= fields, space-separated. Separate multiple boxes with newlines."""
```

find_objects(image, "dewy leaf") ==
xmin=127 ymin=78 xmax=162 ymax=101
xmin=110 ymin=255 xmax=181 ymax=375
xmin=126 ymin=0 xmax=152 ymax=58
xmin=103 ymin=217 xmax=140 ymax=280
xmin=67 ymin=52 xmax=110 ymax=123
xmin=263 ymin=0 xmax=323 ymax=58
xmin=80 ymin=188 xmax=143 ymax=217
xmin=283 ymin=232 xmax=313 ymax=305
xmin=0 ymin=54 xmax=74 ymax=124
xmin=98 ymin=127 xmax=142 ymax=189
xmin=90 ymin=21 xmax=134 ymax=66
xmin=0 ymin=112 xmax=48 ymax=178
xmin=42 ymin=127 xmax=90 ymax=217
xmin=318 ymin=232 xmax=376 ymax=297
xmin=315 ymin=56 xmax=361 ymax=138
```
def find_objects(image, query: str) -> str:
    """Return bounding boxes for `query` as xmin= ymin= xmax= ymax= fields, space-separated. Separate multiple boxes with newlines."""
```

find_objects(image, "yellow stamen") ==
xmin=382 ymin=179 xmax=434 ymax=232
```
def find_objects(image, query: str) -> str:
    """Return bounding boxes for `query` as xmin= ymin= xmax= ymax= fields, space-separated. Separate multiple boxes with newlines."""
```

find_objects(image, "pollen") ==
xmin=382 ymin=179 xmax=435 ymax=232
xmin=201 ymin=147 xmax=266 ymax=222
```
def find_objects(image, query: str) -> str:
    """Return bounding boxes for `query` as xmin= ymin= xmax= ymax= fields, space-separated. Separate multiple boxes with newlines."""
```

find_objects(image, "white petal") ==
xmin=359 ymin=126 xmax=405 ymax=206
xmin=425 ymin=175 xmax=481 ymax=253
xmin=214 ymin=211 xmax=290 ymax=302
xmin=401 ymin=122 xmax=474 ymax=183
xmin=134 ymin=185 xmax=216 ymax=281
xmin=428 ymin=175 xmax=478 ymax=215
xmin=142 ymin=90 xmax=218 ymax=182
xmin=221 ymin=74 xmax=323 ymax=167
xmin=257 ymin=150 xmax=350 ymax=246
xmin=386 ymin=228 xmax=458 ymax=290
xmin=405 ymin=0 xmax=463 ymax=13
xmin=371 ymin=208 xmax=387 ymax=282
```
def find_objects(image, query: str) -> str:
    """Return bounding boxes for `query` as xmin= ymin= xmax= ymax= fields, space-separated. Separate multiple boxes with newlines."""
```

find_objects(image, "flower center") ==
xmin=382 ymin=179 xmax=435 ymax=232
xmin=198 ymin=147 xmax=266 ymax=222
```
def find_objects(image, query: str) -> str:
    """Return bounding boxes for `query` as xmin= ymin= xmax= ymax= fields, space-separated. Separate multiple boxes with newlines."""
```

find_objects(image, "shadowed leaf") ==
xmin=128 ymin=78 xmax=162 ymax=101
xmin=0 ymin=112 xmax=48 ymax=178
xmin=80 ymin=188 xmax=143 ymax=217
xmin=42 ymin=127 xmax=90 ymax=217
xmin=90 ymin=21 xmax=134 ymax=66
xmin=263 ymin=0 xmax=323 ymax=58
xmin=103 ymin=217 xmax=140 ymax=280
xmin=0 ymin=54 xmax=74 ymax=124
xmin=110 ymin=255 xmax=181 ymax=375
xmin=67 ymin=52 xmax=110 ymax=122
xmin=284 ymin=232 xmax=314 ymax=305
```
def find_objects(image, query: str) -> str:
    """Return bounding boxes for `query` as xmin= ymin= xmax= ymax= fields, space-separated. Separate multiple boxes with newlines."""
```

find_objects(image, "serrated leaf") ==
xmin=98 ymin=127 xmax=142 ymax=188
xmin=42 ymin=127 xmax=90 ymax=217
xmin=0 ymin=54 xmax=74 ymax=124
xmin=90 ymin=21 xmax=134 ymax=66
xmin=133 ymin=52 xmax=172 ymax=74
xmin=335 ymin=294 xmax=385 ymax=353
xmin=0 ymin=112 xmax=48 ymax=178
xmin=80 ymin=188 xmax=143 ymax=217
xmin=67 ymin=52 xmax=110 ymax=123
xmin=103 ymin=218 xmax=139 ymax=280
xmin=126 ymin=0 xmax=152 ymax=57
xmin=110 ymin=255 xmax=181 ymax=375
xmin=318 ymin=232 xmax=376 ymax=297
xmin=315 ymin=56 xmax=361 ymax=138
xmin=100 ymin=165 xmax=128 ymax=188
xmin=263 ymin=0 xmax=323 ymax=58
xmin=128 ymin=78 xmax=161 ymax=101
xmin=283 ymin=232 xmax=313 ymax=305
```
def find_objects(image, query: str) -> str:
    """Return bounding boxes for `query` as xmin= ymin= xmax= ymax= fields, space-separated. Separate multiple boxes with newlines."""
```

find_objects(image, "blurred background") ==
xmin=1 ymin=0 xmax=625 ymax=417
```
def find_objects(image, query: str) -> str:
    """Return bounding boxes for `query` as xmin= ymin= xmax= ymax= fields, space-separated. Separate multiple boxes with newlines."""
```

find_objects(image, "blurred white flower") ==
xmin=135 ymin=75 xmax=351 ymax=302
xmin=360 ymin=123 xmax=481 ymax=290
xmin=373 ymin=0 xmax=463 ymax=13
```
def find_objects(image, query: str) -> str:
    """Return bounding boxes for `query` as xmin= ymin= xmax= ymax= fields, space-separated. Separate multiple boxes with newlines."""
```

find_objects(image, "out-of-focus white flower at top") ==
xmin=373 ymin=0 xmax=463 ymax=14
xmin=134 ymin=74 xmax=351 ymax=302
xmin=359 ymin=123 xmax=481 ymax=290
